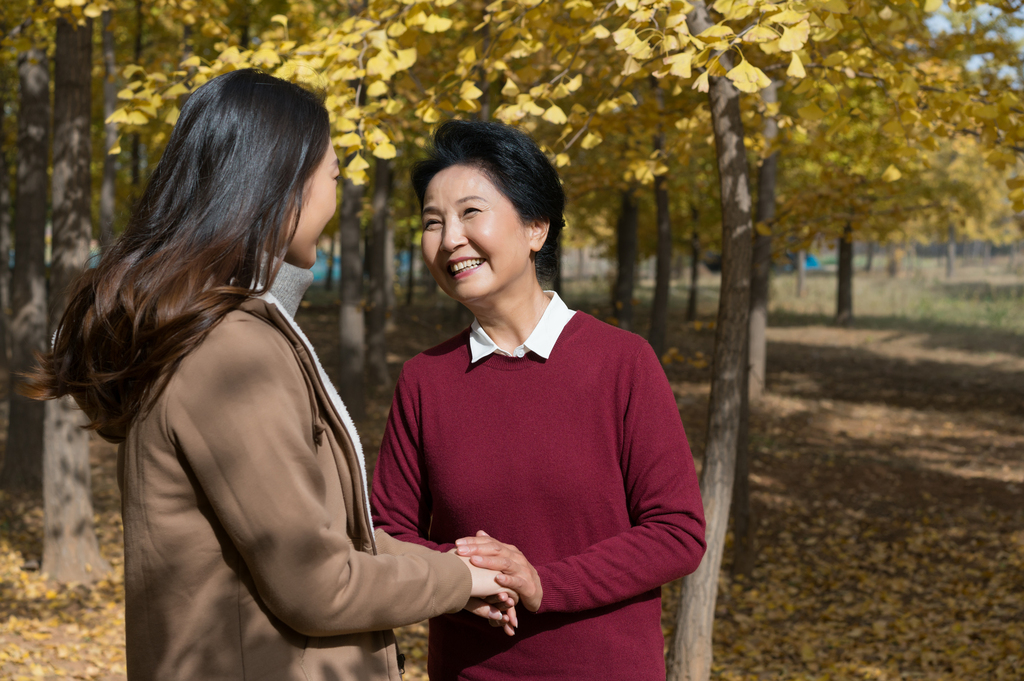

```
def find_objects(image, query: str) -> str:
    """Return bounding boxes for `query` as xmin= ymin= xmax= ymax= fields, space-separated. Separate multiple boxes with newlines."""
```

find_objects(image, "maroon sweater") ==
xmin=371 ymin=313 xmax=706 ymax=681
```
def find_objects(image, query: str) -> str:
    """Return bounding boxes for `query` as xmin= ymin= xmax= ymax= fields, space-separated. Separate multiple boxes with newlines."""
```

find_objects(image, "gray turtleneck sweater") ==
xmin=268 ymin=261 xmax=315 ymax=318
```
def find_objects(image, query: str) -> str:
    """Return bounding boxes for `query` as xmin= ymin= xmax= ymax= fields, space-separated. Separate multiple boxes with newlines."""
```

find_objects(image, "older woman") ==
xmin=371 ymin=119 xmax=707 ymax=681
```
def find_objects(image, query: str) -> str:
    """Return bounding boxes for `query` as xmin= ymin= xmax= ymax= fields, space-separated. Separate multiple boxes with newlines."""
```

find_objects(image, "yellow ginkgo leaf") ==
xmin=821 ymin=0 xmax=849 ymax=13
xmin=693 ymin=70 xmax=711 ymax=93
xmin=108 ymin=136 xmax=122 ymax=155
xmin=423 ymin=15 xmax=453 ymax=33
xmin=581 ymin=131 xmax=603 ymax=150
xmin=164 ymin=82 xmax=190 ymax=98
xmin=181 ymin=55 xmax=202 ymax=68
xmin=881 ymin=164 xmax=902 ymax=182
xmin=924 ymin=0 xmax=942 ymax=10
xmin=394 ymin=48 xmax=417 ymax=71
xmin=501 ymin=79 xmax=520 ymax=97
xmin=542 ymin=105 xmax=568 ymax=125
xmin=164 ymin=107 xmax=179 ymax=125
xmin=743 ymin=25 xmax=778 ymax=43
xmin=373 ymin=142 xmax=397 ymax=159
xmin=126 ymin=110 xmax=149 ymax=125
xmin=460 ymin=81 xmax=483 ymax=100
xmin=251 ymin=49 xmax=281 ymax=67
xmin=698 ymin=24 xmax=735 ymax=39
xmin=270 ymin=14 xmax=288 ymax=26
xmin=767 ymin=9 xmax=809 ymax=24
xmin=779 ymin=21 xmax=810 ymax=52
xmin=555 ymin=153 xmax=570 ymax=167
xmin=664 ymin=52 xmax=693 ymax=78
xmin=348 ymin=154 xmax=370 ymax=173
xmin=787 ymin=52 xmax=806 ymax=78
xmin=84 ymin=4 xmax=103 ymax=18
xmin=366 ymin=81 xmax=388 ymax=98
xmin=337 ymin=132 xmax=362 ymax=147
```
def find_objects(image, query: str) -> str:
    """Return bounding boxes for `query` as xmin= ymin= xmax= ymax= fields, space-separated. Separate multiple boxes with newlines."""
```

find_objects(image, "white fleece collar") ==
xmin=257 ymin=291 xmax=373 ymax=532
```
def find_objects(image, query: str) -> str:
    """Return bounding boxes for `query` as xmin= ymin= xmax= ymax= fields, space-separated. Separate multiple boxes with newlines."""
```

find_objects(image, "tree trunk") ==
xmin=338 ymin=168 xmax=366 ymax=418
xmin=836 ymin=225 xmax=853 ymax=327
xmin=666 ymin=5 xmax=754 ymax=678
xmin=649 ymin=136 xmax=672 ymax=359
xmin=44 ymin=17 xmax=110 ymax=583
xmin=864 ymin=241 xmax=874 ymax=272
xmin=886 ymin=242 xmax=899 ymax=278
xmin=982 ymin=241 xmax=991 ymax=270
xmin=747 ymin=79 xmax=777 ymax=403
xmin=732 ymin=80 xmax=778 ymax=581
xmin=2 ymin=48 xmax=50 ymax=494
xmin=796 ymin=249 xmax=806 ymax=298
xmin=686 ymin=228 xmax=700 ymax=322
xmin=324 ymin=228 xmax=337 ymax=291
xmin=551 ymin=230 xmax=563 ymax=296
xmin=613 ymin=189 xmax=638 ymax=331
xmin=366 ymin=158 xmax=391 ymax=390
xmin=130 ymin=0 xmax=143 ymax=198
xmin=405 ymin=224 xmax=416 ymax=306
xmin=99 ymin=10 xmax=117 ymax=252
xmin=0 ymin=95 xmax=12 ymax=373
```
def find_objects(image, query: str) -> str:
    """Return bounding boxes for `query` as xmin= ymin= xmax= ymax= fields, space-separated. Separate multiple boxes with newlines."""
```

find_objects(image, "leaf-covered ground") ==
xmin=1 ymin=275 xmax=1021 ymax=680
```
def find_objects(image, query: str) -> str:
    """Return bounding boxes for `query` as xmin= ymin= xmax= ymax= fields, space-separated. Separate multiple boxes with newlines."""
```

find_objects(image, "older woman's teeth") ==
xmin=450 ymin=259 xmax=484 ymax=274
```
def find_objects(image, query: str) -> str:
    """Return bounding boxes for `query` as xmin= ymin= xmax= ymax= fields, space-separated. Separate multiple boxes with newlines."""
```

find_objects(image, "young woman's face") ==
xmin=421 ymin=165 xmax=548 ymax=307
xmin=285 ymin=141 xmax=339 ymax=269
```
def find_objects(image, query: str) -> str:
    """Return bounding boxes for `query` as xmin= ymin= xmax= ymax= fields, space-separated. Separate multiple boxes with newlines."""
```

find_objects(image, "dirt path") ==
xmin=1 ymin=298 xmax=1020 ymax=680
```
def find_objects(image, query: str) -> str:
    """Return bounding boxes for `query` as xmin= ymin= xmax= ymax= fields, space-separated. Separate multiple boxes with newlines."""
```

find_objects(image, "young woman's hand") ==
xmin=456 ymin=531 xmax=544 ymax=612
xmin=465 ymin=596 xmax=518 ymax=636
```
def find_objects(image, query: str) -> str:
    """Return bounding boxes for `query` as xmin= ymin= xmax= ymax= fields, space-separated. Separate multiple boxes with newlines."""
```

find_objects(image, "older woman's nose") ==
xmin=441 ymin=220 xmax=468 ymax=252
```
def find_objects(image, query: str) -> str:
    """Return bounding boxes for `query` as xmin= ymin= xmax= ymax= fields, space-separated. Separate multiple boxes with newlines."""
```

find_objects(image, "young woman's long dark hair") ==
xmin=23 ymin=69 xmax=331 ymax=435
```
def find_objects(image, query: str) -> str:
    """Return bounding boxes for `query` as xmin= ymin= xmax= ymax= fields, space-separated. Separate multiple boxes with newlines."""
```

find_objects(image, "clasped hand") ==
xmin=455 ymin=530 xmax=543 ymax=637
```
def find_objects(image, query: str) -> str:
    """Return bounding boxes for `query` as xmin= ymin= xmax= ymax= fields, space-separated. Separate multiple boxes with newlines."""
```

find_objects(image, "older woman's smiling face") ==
xmin=421 ymin=165 xmax=548 ymax=309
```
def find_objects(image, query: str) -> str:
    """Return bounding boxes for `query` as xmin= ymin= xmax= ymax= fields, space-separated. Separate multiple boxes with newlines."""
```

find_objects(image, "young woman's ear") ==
xmin=528 ymin=218 xmax=550 ymax=253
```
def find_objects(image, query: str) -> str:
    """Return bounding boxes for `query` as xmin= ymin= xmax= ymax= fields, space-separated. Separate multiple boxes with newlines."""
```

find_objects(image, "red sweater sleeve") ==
xmin=533 ymin=342 xmax=706 ymax=613
xmin=372 ymin=370 xmax=457 ymax=554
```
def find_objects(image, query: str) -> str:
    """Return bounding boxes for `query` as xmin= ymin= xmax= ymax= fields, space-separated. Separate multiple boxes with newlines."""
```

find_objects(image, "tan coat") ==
xmin=111 ymin=298 xmax=471 ymax=680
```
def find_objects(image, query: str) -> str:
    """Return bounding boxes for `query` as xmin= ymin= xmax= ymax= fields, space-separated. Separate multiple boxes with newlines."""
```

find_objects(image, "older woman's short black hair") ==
xmin=412 ymin=119 xmax=565 ymax=282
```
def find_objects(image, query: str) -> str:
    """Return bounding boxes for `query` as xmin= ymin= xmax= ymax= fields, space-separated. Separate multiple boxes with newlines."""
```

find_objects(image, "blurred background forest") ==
xmin=0 ymin=0 xmax=1022 ymax=679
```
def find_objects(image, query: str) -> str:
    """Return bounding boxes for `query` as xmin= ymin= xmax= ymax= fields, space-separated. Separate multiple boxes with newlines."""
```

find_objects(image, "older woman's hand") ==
xmin=456 ymin=531 xmax=544 ymax=612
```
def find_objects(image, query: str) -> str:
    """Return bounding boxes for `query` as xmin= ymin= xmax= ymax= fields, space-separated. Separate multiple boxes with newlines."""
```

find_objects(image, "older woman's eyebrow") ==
xmin=456 ymin=195 xmax=487 ymax=204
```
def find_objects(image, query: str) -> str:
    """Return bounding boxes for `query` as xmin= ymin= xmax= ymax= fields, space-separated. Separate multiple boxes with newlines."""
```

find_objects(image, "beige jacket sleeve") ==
xmin=163 ymin=315 xmax=471 ymax=637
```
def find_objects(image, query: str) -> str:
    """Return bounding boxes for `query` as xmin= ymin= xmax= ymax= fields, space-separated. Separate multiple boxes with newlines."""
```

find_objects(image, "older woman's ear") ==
xmin=528 ymin=218 xmax=550 ymax=253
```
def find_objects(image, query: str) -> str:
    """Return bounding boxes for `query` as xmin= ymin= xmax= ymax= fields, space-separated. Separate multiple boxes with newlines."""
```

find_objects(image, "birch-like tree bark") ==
xmin=667 ymin=4 xmax=754 ymax=679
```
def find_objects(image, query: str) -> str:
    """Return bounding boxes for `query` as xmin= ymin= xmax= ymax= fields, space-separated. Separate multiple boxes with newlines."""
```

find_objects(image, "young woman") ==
xmin=371 ymin=120 xmax=708 ymax=680
xmin=24 ymin=70 xmax=514 ymax=681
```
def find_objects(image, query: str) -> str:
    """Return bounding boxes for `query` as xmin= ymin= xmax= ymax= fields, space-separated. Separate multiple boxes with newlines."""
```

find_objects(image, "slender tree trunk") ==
xmin=686 ymin=228 xmax=700 ymax=322
xmin=44 ymin=17 xmax=110 ymax=583
xmin=0 ymin=96 xmax=12 ymax=373
xmin=865 ymin=241 xmax=874 ymax=272
xmin=667 ymin=5 xmax=754 ymax=678
xmin=550 ymin=231 xmax=563 ymax=296
xmin=649 ymin=136 xmax=672 ymax=359
xmin=2 ymin=48 xmax=50 ymax=494
xmin=886 ymin=242 xmax=900 ymax=278
xmin=324 ymin=229 xmax=337 ymax=291
xmin=405 ymin=227 xmax=416 ymax=306
xmin=366 ymin=158 xmax=391 ymax=390
xmin=613 ymin=189 xmax=638 ymax=331
xmin=732 ymin=81 xmax=778 ymax=580
xmin=130 ymin=0 xmax=143 ymax=199
xmin=982 ymin=241 xmax=992 ymax=270
xmin=384 ymin=216 xmax=396 ymax=316
xmin=338 ymin=167 xmax=366 ymax=418
xmin=746 ymin=79 xmax=777 ymax=403
xmin=836 ymin=225 xmax=854 ymax=327
xmin=796 ymin=249 xmax=806 ymax=297
xmin=99 ymin=10 xmax=117 ymax=252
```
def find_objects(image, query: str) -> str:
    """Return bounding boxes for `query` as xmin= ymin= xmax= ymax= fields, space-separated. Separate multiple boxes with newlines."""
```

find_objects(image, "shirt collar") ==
xmin=469 ymin=291 xmax=576 ymax=363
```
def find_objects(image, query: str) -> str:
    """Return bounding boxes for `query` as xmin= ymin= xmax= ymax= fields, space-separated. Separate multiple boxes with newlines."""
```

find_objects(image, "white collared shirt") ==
xmin=469 ymin=291 xmax=576 ymax=362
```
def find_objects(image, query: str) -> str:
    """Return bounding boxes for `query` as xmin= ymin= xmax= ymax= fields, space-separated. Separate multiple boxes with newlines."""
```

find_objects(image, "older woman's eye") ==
xmin=423 ymin=219 xmax=441 ymax=230
xmin=464 ymin=208 xmax=479 ymax=217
